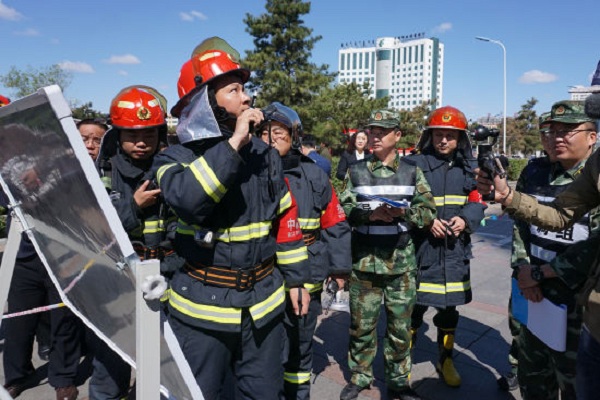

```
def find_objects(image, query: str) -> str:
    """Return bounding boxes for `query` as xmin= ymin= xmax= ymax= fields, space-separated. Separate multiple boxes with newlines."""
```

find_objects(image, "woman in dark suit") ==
xmin=336 ymin=130 xmax=369 ymax=180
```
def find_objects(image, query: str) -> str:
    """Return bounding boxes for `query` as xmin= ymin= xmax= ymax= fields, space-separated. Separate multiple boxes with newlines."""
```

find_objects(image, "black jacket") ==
xmin=336 ymin=150 xmax=370 ymax=180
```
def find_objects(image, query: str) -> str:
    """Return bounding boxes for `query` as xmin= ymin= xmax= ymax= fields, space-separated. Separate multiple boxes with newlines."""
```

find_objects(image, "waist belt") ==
xmin=184 ymin=256 xmax=275 ymax=291
xmin=302 ymin=230 xmax=321 ymax=246
xmin=132 ymin=241 xmax=174 ymax=261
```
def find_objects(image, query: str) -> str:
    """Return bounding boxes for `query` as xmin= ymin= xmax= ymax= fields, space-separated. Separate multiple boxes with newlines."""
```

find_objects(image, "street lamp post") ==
xmin=476 ymin=36 xmax=507 ymax=154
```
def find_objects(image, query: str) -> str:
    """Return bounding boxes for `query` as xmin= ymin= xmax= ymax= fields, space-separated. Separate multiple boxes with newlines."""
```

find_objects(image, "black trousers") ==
xmin=3 ymin=254 xmax=83 ymax=388
xmin=282 ymin=292 xmax=321 ymax=400
xmin=411 ymin=305 xmax=459 ymax=331
xmin=169 ymin=310 xmax=284 ymax=400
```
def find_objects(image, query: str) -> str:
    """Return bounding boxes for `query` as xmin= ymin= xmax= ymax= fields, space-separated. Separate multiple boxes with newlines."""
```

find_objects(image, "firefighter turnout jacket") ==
xmin=99 ymin=152 xmax=178 ymax=268
xmin=408 ymin=153 xmax=485 ymax=307
xmin=152 ymin=136 xmax=309 ymax=332
xmin=282 ymin=152 xmax=351 ymax=292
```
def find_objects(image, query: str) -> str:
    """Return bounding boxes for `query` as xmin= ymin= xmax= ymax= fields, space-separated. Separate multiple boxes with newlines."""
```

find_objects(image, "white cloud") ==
xmin=14 ymin=28 xmax=39 ymax=36
xmin=190 ymin=11 xmax=207 ymax=20
xmin=179 ymin=12 xmax=193 ymax=21
xmin=117 ymin=70 xmax=128 ymax=76
xmin=59 ymin=61 xmax=94 ymax=73
xmin=180 ymin=10 xmax=207 ymax=22
xmin=519 ymin=70 xmax=558 ymax=84
xmin=104 ymin=54 xmax=141 ymax=65
xmin=0 ymin=2 xmax=23 ymax=21
xmin=50 ymin=38 xmax=60 ymax=45
xmin=433 ymin=22 xmax=452 ymax=34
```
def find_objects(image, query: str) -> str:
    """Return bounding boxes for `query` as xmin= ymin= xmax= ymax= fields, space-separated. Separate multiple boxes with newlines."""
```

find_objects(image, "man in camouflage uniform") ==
xmin=508 ymin=101 xmax=599 ymax=399
xmin=338 ymin=110 xmax=436 ymax=400
xmin=499 ymin=111 xmax=553 ymax=392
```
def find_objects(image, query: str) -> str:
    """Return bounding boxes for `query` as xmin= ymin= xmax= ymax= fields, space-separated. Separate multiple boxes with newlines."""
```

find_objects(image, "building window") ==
xmin=377 ymin=49 xmax=391 ymax=61
xmin=353 ymin=53 xmax=357 ymax=69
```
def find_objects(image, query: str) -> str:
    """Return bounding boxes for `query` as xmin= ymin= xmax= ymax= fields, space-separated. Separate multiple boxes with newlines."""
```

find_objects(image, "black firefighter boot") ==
xmin=436 ymin=328 xmax=461 ymax=387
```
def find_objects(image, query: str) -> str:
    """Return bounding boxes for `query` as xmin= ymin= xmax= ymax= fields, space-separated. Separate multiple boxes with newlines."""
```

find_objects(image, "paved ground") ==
xmin=310 ymin=202 xmax=521 ymax=400
xmin=0 ymin=202 xmax=522 ymax=399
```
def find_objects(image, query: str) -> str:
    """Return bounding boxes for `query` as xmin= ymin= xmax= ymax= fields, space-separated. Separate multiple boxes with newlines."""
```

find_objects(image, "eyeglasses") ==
xmin=541 ymin=129 xmax=594 ymax=139
xmin=81 ymin=136 xmax=102 ymax=147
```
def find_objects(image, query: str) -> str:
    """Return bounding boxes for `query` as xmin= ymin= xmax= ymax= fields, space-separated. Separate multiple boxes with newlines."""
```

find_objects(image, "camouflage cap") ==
xmin=367 ymin=109 xmax=401 ymax=129
xmin=538 ymin=111 xmax=552 ymax=133
xmin=549 ymin=100 xmax=594 ymax=124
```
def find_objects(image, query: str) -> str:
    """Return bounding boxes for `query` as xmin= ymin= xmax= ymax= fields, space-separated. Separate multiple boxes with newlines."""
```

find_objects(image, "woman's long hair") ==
xmin=346 ymin=131 xmax=370 ymax=154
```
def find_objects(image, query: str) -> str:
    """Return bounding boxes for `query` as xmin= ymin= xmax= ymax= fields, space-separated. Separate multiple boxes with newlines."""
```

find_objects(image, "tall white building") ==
xmin=338 ymin=35 xmax=444 ymax=111
xmin=568 ymin=85 xmax=600 ymax=102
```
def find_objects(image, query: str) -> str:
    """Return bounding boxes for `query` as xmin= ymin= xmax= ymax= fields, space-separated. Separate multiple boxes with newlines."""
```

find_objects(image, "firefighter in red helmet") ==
xmin=150 ymin=38 xmax=309 ymax=399
xmin=259 ymin=102 xmax=351 ymax=400
xmin=408 ymin=106 xmax=486 ymax=388
xmin=89 ymin=85 xmax=175 ymax=399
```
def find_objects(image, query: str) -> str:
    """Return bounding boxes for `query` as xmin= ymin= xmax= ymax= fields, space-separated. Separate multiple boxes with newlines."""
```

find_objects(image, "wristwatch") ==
xmin=531 ymin=265 xmax=544 ymax=282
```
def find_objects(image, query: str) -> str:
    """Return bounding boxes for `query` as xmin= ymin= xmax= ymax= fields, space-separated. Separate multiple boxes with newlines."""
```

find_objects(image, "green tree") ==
xmin=399 ymin=99 xmax=436 ymax=148
xmin=507 ymin=97 xmax=540 ymax=155
xmin=305 ymin=82 xmax=388 ymax=149
xmin=0 ymin=65 xmax=73 ymax=98
xmin=71 ymin=101 xmax=107 ymax=120
xmin=243 ymin=0 xmax=335 ymax=118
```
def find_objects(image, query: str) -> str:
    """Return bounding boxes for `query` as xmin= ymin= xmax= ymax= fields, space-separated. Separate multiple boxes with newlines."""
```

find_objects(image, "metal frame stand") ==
xmin=135 ymin=259 xmax=161 ymax=400
xmin=0 ymin=216 xmax=23 ymax=329
xmin=0 ymin=211 xmax=163 ymax=399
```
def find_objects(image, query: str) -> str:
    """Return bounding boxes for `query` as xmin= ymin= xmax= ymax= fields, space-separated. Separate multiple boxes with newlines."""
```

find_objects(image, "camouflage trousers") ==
xmin=507 ymin=295 xmax=522 ymax=374
xmin=347 ymin=269 xmax=416 ymax=391
xmin=517 ymin=305 xmax=582 ymax=400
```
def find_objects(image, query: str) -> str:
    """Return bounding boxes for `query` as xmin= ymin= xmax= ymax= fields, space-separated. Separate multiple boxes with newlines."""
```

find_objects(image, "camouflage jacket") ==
xmin=507 ymin=149 xmax=600 ymax=341
xmin=339 ymin=155 xmax=436 ymax=275
xmin=511 ymin=156 xmax=600 ymax=308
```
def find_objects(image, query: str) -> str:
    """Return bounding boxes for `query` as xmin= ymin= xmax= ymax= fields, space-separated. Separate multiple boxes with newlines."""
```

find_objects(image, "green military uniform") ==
xmin=339 ymin=128 xmax=436 ymax=393
xmin=505 ymin=101 xmax=599 ymax=399
xmin=502 ymin=112 xmax=553 ymax=391
xmin=512 ymin=156 xmax=600 ymax=399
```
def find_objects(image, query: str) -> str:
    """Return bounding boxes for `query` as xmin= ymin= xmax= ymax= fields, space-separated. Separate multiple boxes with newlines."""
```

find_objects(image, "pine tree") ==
xmin=243 ymin=0 xmax=335 ymax=113
xmin=508 ymin=97 xmax=540 ymax=156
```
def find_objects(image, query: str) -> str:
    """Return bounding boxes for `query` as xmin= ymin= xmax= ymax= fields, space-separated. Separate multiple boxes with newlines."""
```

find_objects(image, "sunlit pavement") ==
xmin=311 ymin=201 xmax=523 ymax=400
xmin=0 ymin=202 xmax=522 ymax=400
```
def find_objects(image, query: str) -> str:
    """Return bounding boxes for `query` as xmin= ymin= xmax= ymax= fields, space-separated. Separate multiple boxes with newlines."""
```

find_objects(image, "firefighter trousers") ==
xmin=282 ymin=291 xmax=322 ymax=400
xmin=169 ymin=309 xmax=284 ymax=400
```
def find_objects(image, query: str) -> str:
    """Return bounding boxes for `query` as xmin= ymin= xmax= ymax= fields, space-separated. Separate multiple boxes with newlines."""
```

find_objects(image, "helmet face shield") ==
xmin=176 ymin=86 xmax=221 ymax=144
xmin=261 ymin=102 xmax=302 ymax=146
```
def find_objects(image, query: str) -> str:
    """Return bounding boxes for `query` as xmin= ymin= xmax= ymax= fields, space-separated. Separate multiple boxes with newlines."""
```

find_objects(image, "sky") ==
xmin=1 ymin=0 xmax=598 ymax=122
